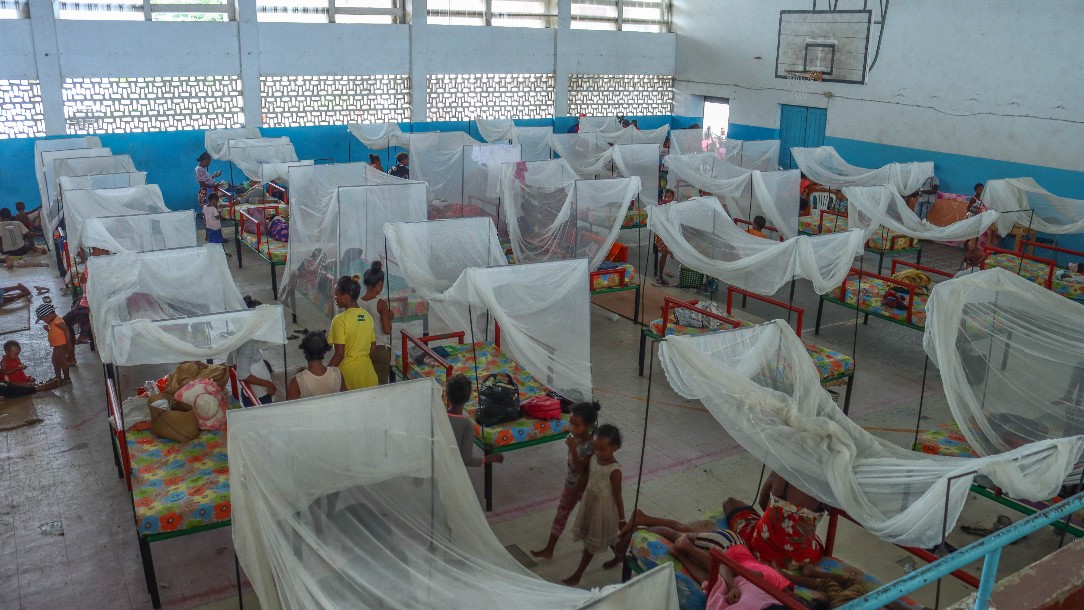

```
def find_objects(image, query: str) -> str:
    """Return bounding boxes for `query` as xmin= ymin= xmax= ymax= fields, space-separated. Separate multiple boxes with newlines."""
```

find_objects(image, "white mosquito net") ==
xmin=228 ymin=379 xmax=678 ymax=610
xmin=668 ymin=128 xmax=705 ymax=155
xmin=55 ymin=154 xmax=137 ymax=182
xmin=546 ymin=136 xmax=658 ymax=206
xmin=411 ymin=133 xmax=519 ymax=217
xmin=791 ymin=146 xmax=933 ymax=196
xmin=476 ymin=119 xmax=554 ymax=162
xmin=577 ymin=116 xmax=620 ymax=133
xmin=663 ymin=154 xmax=801 ymax=238
xmin=659 ymin=320 xmax=1084 ymax=548
xmin=924 ymin=268 xmax=1084 ymax=478
xmin=205 ymin=127 xmax=262 ymax=160
xmin=499 ymin=159 xmax=638 ymax=270
xmin=347 ymin=122 xmax=412 ymax=150
xmin=384 ymin=220 xmax=592 ymax=400
xmin=841 ymin=185 xmax=1000 ymax=241
xmin=722 ymin=140 xmax=781 ymax=172
xmin=598 ymin=125 xmax=669 ymax=146
xmin=648 ymin=197 xmax=867 ymax=295
xmin=549 ymin=133 xmax=611 ymax=177
xmin=87 ymin=245 xmax=287 ymax=365
xmin=34 ymin=137 xmax=102 ymax=230
xmin=983 ymin=177 xmax=1084 ymax=236
xmin=40 ymin=147 xmax=114 ymax=231
xmin=281 ymin=162 xmax=421 ymax=312
xmin=61 ymin=185 xmax=170 ymax=252
xmin=224 ymin=138 xmax=301 ymax=183
xmin=56 ymin=171 xmax=147 ymax=235
xmin=82 ymin=211 xmax=198 ymax=254
xmin=611 ymin=144 xmax=660 ymax=207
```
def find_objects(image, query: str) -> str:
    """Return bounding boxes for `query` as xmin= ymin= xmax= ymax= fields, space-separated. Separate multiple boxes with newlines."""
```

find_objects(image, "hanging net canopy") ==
xmin=34 ymin=137 xmax=103 ymax=235
xmin=549 ymin=132 xmax=611 ymax=176
xmin=87 ymin=245 xmax=287 ymax=366
xmin=61 ymin=184 xmax=171 ymax=253
xmin=347 ymin=122 xmax=412 ymax=150
xmin=545 ymin=135 xmax=658 ymax=206
xmin=205 ymin=127 xmax=262 ymax=160
xmin=659 ymin=320 xmax=1084 ymax=548
xmin=499 ymin=159 xmax=639 ymax=270
xmin=924 ymin=269 xmax=1084 ymax=477
xmin=648 ymin=197 xmax=866 ymax=295
xmin=720 ymin=139 xmax=781 ymax=172
xmin=841 ymin=185 xmax=1000 ymax=241
xmin=790 ymin=146 xmax=933 ymax=196
xmin=983 ymin=177 xmax=1084 ymax=236
xmin=385 ymin=219 xmax=592 ymax=400
xmin=413 ymin=134 xmax=520 ymax=218
xmin=228 ymin=379 xmax=678 ymax=610
xmin=281 ymin=161 xmax=426 ymax=316
xmin=54 ymin=155 xmax=141 ymax=229
xmin=222 ymin=138 xmax=303 ymax=183
xmin=82 ymin=211 xmax=197 ymax=254
xmin=576 ymin=116 xmax=621 ymax=133
xmin=56 ymin=171 xmax=148 ymax=233
xmin=668 ymin=128 xmax=706 ymax=155
xmin=663 ymin=153 xmax=801 ymax=239
xmin=611 ymin=144 xmax=661 ymax=207
xmin=572 ymin=116 xmax=668 ymax=146
xmin=476 ymin=119 xmax=554 ymax=162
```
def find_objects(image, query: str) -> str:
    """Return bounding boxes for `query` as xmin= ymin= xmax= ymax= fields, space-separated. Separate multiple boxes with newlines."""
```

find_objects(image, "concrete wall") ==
xmin=671 ymin=0 xmax=1084 ymax=226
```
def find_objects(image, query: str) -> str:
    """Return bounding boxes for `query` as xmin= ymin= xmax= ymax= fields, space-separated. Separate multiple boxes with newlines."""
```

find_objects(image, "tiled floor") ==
xmin=0 ymin=237 xmax=1071 ymax=610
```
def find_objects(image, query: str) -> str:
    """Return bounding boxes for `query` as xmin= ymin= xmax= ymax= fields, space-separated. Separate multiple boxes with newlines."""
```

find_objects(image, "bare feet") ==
xmin=530 ymin=548 xmax=554 ymax=560
xmin=560 ymin=575 xmax=580 ymax=586
xmin=602 ymin=555 xmax=622 ymax=569
xmin=619 ymin=508 xmax=646 ymax=538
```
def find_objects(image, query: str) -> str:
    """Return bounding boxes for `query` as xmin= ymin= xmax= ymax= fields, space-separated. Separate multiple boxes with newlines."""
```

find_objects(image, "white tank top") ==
xmin=295 ymin=367 xmax=343 ymax=398
xmin=358 ymin=296 xmax=390 ymax=346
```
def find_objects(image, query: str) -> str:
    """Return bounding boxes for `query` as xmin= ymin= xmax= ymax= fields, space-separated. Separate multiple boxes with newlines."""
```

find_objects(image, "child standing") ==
xmin=531 ymin=401 xmax=601 ymax=560
xmin=35 ymin=304 xmax=71 ymax=385
xmin=203 ymin=192 xmax=225 ymax=246
xmin=562 ymin=424 xmax=625 ymax=585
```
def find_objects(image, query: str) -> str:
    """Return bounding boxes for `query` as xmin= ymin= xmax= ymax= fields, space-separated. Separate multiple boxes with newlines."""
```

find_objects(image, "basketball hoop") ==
xmin=786 ymin=70 xmax=823 ymax=100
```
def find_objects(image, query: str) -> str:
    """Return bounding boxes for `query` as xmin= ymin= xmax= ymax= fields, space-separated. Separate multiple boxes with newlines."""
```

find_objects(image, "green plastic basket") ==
xmin=678 ymin=266 xmax=704 ymax=289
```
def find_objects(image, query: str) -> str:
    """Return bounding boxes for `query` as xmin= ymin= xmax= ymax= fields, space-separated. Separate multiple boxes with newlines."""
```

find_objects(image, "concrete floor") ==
xmin=0 ymin=235 xmax=1073 ymax=610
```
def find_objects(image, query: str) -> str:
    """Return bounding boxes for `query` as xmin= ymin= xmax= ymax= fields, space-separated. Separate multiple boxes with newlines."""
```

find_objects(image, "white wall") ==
xmin=1 ymin=0 xmax=676 ymax=133
xmin=672 ymin=0 xmax=1084 ymax=172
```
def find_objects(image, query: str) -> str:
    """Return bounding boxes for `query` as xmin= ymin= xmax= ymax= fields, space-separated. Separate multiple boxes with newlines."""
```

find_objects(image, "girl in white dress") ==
xmin=563 ymin=424 xmax=625 ymax=585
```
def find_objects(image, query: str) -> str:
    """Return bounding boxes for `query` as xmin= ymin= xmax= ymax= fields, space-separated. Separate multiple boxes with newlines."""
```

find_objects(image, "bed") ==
xmin=639 ymin=291 xmax=856 ymax=414
xmin=815 ymin=260 xmax=954 ymax=333
xmin=397 ymin=328 xmax=570 ymax=511
xmin=626 ymin=506 xmax=925 ymax=610
xmin=236 ymin=204 xmax=289 ymax=298
xmin=984 ymin=242 xmax=1084 ymax=302
xmin=799 ymin=208 xmax=923 ymax=274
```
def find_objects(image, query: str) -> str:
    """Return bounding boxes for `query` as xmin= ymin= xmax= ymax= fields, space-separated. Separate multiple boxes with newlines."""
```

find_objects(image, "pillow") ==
xmin=267 ymin=216 xmax=289 ymax=242
xmin=175 ymin=378 xmax=228 ymax=431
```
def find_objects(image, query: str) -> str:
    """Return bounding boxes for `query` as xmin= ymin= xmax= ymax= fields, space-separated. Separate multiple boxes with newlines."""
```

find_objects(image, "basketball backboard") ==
xmin=776 ymin=10 xmax=871 ymax=84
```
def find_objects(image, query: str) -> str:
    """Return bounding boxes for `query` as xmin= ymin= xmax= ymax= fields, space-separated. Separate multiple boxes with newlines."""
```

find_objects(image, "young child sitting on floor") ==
xmin=444 ymin=374 xmax=503 ymax=468
xmin=35 ymin=304 xmax=71 ymax=385
xmin=0 ymin=340 xmax=58 ymax=392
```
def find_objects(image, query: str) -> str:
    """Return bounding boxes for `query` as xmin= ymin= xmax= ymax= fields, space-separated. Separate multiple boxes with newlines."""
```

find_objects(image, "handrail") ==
xmin=982 ymin=244 xmax=1056 ymax=288
xmin=660 ymin=296 xmax=743 ymax=336
xmin=399 ymin=329 xmax=464 ymax=380
xmin=839 ymin=490 xmax=1084 ymax=610
xmin=706 ymin=547 xmax=806 ymax=610
xmin=725 ymin=286 xmax=804 ymax=338
xmin=1020 ymin=239 xmax=1083 ymax=260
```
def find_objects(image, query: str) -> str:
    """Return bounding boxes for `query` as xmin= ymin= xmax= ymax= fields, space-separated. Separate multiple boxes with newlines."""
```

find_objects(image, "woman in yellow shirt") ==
xmin=327 ymin=275 xmax=378 ymax=390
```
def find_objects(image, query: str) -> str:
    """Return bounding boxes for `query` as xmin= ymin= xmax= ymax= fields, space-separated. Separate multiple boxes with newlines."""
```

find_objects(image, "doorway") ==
xmin=778 ymin=104 xmax=827 ymax=169
xmin=702 ymin=97 xmax=730 ymax=146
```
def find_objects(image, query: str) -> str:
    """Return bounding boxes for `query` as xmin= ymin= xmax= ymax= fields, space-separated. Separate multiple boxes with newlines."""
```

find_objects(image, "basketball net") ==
xmin=786 ymin=71 xmax=823 ymax=100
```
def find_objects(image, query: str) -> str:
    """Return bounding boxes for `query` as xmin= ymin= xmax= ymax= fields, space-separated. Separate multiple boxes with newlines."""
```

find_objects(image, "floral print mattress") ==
xmin=592 ymin=264 xmax=638 ymax=291
xmin=799 ymin=214 xmax=847 ymax=235
xmin=241 ymin=232 xmax=288 ymax=263
xmin=403 ymin=341 xmax=570 ymax=448
xmin=224 ymin=202 xmax=288 ymax=222
xmin=629 ymin=507 xmax=923 ymax=610
xmin=127 ymin=423 xmax=231 ymax=536
xmin=829 ymin=277 xmax=929 ymax=327
xmin=649 ymin=319 xmax=854 ymax=384
xmin=799 ymin=216 xmax=919 ymax=251
xmin=913 ymin=422 xmax=978 ymax=458
xmin=986 ymin=253 xmax=1084 ymax=301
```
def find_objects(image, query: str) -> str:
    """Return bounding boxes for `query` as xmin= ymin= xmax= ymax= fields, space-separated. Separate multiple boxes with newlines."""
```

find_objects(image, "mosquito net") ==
xmin=228 ymin=379 xmax=678 ymax=610
xmin=983 ymin=178 xmax=1084 ymax=236
xmin=56 ymin=172 xmax=148 ymax=235
xmin=55 ymin=154 xmax=137 ymax=182
xmin=598 ymin=125 xmax=669 ymax=146
xmin=82 ymin=211 xmax=197 ymax=254
xmin=34 ymin=137 xmax=102 ymax=226
xmin=791 ymin=146 xmax=933 ymax=196
xmin=384 ymin=221 xmax=591 ymax=400
xmin=476 ymin=119 xmax=554 ymax=161
xmin=722 ymin=140 xmax=781 ymax=172
xmin=281 ymin=162 xmax=421 ymax=313
xmin=659 ymin=320 xmax=1084 ymax=548
xmin=663 ymin=154 xmax=801 ymax=238
xmin=577 ymin=116 xmax=620 ymax=133
xmin=205 ymin=127 xmax=262 ymax=160
xmin=61 ymin=185 xmax=170 ymax=252
xmin=87 ymin=245 xmax=287 ymax=365
xmin=40 ymin=147 xmax=114 ymax=231
xmin=841 ymin=185 xmax=1000 ymax=241
xmin=411 ymin=133 xmax=517 ymax=215
xmin=347 ymin=122 xmax=411 ymax=150
xmin=549 ymin=133 xmax=611 ymax=177
xmin=668 ymin=128 xmax=705 ymax=155
xmin=224 ymin=138 xmax=301 ymax=183
xmin=611 ymin=144 xmax=660 ymax=207
xmin=499 ymin=159 xmax=639 ymax=270
xmin=648 ymin=197 xmax=867 ymax=294
xmin=924 ymin=269 xmax=1084 ymax=476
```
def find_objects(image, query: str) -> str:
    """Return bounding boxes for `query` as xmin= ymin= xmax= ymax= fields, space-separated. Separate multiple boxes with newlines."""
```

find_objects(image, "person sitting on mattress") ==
xmin=746 ymin=216 xmax=768 ymax=239
xmin=444 ymin=373 xmax=504 ymax=468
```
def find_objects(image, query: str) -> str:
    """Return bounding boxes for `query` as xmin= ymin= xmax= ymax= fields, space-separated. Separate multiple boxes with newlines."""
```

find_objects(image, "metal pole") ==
xmin=974 ymin=548 xmax=1002 ymax=610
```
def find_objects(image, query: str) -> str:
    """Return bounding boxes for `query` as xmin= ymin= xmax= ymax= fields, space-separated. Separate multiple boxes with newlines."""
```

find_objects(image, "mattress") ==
xmin=829 ymin=276 xmax=930 ymax=327
xmin=913 ymin=422 xmax=979 ymax=458
xmin=241 ymin=232 xmax=288 ymax=263
xmin=986 ymin=253 xmax=1084 ymax=301
xmin=799 ymin=215 xmax=919 ymax=251
xmin=592 ymin=263 xmax=638 ymax=291
xmin=649 ymin=319 xmax=854 ymax=384
xmin=403 ymin=341 xmax=570 ymax=448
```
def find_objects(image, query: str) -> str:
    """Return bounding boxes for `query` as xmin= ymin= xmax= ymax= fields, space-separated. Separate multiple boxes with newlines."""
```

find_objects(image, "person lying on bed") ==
xmin=669 ymin=533 xmax=793 ymax=610
xmin=444 ymin=373 xmax=503 ymax=468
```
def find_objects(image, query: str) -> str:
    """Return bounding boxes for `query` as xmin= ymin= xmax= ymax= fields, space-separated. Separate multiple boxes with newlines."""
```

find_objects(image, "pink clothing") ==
xmin=79 ymin=268 xmax=89 ymax=308
xmin=725 ymin=545 xmax=792 ymax=590
xmin=703 ymin=545 xmax=792 ymax=610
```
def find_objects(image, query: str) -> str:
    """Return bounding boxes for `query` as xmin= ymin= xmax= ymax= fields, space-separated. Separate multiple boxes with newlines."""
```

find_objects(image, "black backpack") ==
xmin=474 ymin=373 xmax=521 ymax=426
